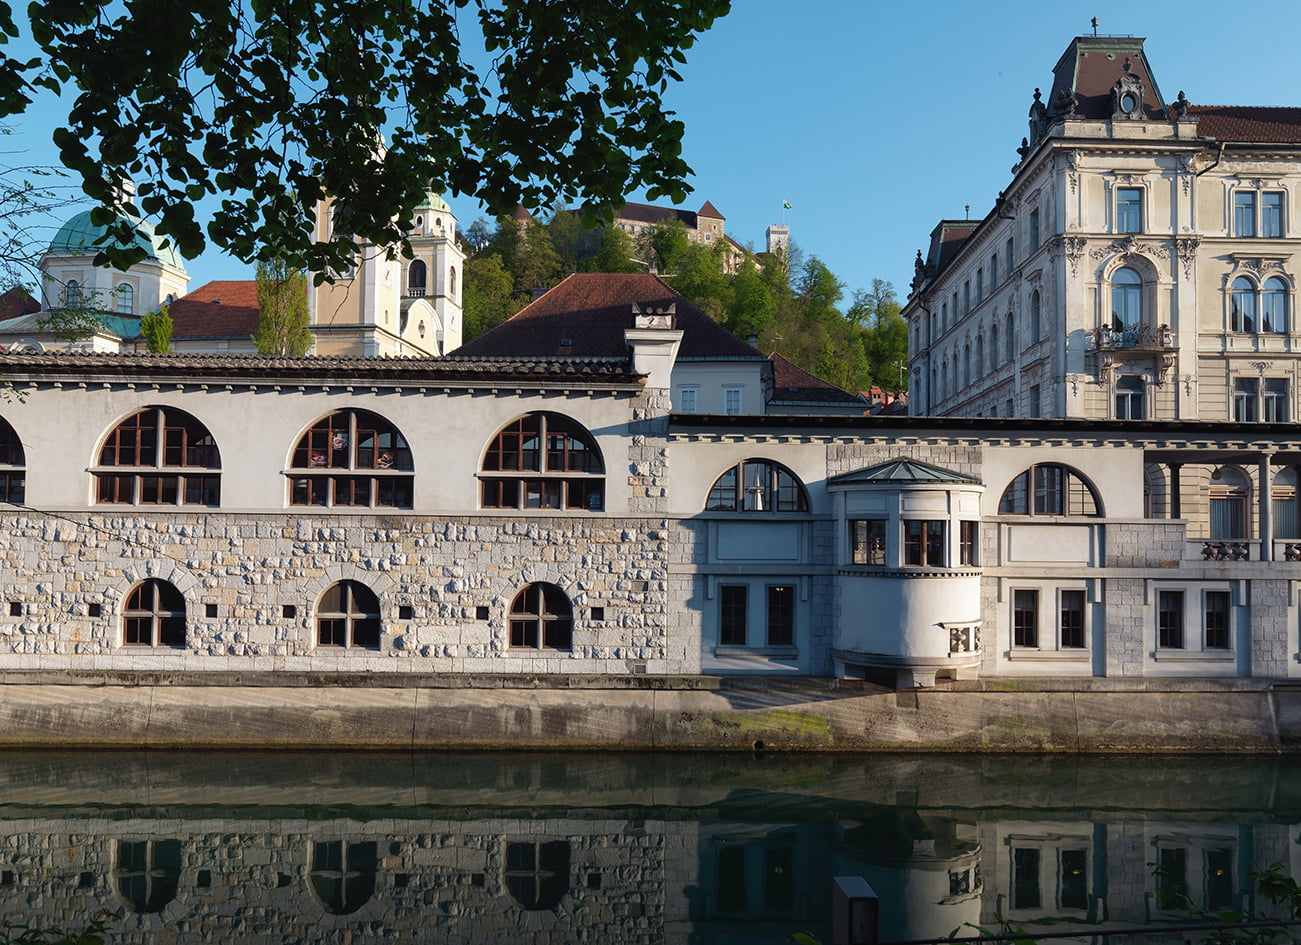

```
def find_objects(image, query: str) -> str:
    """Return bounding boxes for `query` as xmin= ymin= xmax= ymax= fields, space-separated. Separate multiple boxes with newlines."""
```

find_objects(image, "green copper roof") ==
xmin=420 ymin=191 xmax=451 ymax=214
xmin=829 ymin=459 xmax=983 ymax=486
xmin=47 ymin=210 xmax=188 ymax=273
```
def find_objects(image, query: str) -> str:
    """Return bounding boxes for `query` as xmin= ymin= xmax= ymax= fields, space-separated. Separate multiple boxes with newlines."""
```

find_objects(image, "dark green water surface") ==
xmin=0 ymin=751 xmax=1297 ymax=943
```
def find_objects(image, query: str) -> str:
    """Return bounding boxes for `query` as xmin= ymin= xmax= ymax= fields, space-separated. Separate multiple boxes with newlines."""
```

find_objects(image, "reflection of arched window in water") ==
xmin=309 ymin=841 xmax=377 ymax=915
xmin=113 ymin=839 xmax=181 ymax=913
xmin=504 ymin=840 xmax=569 ymax=910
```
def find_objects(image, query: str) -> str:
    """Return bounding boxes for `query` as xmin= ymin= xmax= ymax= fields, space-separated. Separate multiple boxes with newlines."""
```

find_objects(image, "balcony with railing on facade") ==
xmin=1088 ymin=323 xmax=1173 ymax=354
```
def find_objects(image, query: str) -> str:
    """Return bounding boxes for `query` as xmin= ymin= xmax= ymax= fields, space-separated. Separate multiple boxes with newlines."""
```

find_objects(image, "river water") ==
xmin=0 ymin=751 xmax=1297 ymax=943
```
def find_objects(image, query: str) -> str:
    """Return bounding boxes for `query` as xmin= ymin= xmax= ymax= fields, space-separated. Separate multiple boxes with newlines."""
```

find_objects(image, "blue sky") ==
xmin=11 ymin=0 xmax=1301 ymax=303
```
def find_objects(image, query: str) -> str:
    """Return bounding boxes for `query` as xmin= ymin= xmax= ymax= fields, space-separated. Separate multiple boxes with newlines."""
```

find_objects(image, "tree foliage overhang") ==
xmin=4 ymin=0 xmax=730 ymax=276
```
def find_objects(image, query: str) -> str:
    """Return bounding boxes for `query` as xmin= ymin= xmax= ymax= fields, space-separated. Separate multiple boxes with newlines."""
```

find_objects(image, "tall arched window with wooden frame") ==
xmin=0 ymin=415 xmax=24 ymax=504
xmin=998 ymin=464 xmax=1102 ymax=517
xmin=290 ymin=409 xmax=413 ymax=509
xmin=94 ymin=407 xmax=220 ymax=506
xmin=480 ymin=413 xmax=604 ymax=511
xmin=706 ymin=459 xmax=809 ymax=513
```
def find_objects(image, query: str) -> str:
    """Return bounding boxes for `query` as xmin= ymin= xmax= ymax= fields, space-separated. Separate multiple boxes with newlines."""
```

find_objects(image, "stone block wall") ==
xmin=0 ymin=511 xmax=680 ymax=674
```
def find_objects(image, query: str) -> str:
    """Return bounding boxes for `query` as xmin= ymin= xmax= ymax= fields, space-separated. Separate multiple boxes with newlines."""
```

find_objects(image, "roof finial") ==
xmin=1091 ymin=16 xmax=1099 ymax=36
xmin=1124 ymin=56 xmax=1132 ymax=74
xmin=964 ymin=204 xmax=970 ymax=220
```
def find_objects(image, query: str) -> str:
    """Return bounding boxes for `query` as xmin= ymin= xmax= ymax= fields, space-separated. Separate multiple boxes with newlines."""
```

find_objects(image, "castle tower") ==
xmin=765 ymin=224 xmax=790 ymax=258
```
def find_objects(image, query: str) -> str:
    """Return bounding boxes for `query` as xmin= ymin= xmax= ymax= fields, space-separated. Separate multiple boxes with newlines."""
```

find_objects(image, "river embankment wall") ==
xmin=1 ymin=673 xmax=1299 ymax=751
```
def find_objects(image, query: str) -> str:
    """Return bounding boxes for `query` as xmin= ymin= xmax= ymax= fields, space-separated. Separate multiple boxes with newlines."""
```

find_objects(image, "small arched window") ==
xmin=1006 ymin=312 xmax=1016 ymax=360
xmin=407 ymin=259 xmax=427 ymax=297
xmin=316 ymin=581 xmax=381 ymax=649
xmin=95 ymin=407 xmax=220 ymax=506
xmin=481 ymin=413 xmax=604 ymax=511
xmin=504 ymin=840 xmax=570 ymax=911
xmin=449 ymin=266 xmax=457 ymax=298
xmin=64 ymin=280 xmax=81 ymax=307
xmin=706 ymin=459 xmax=808 ymax=512
xmin=1209 ymin=467 xmax=1249 ymax=540
xmin=509 ymin=582 xmax=573 ymax=650
xmin=1273 ymin=467 xmax=1299 ymax=539
xmin=990 ymin=322 xmax=1000 ymax=368
xmin=0 ymin=415 xmax=24 ymax=504
xmin=998 ymin=464 xmax=1102 ymax=517
xmin=113 ymin=840 xmax=181 ymax=914
xmin=1111 ymin=267 xmax=1143 ymax=330
xmin=963 ymin=344 xmax=971 ymax=387
xmin=1231 ymin=277 xmax=1257 ymax=332
xmin=290 ymin=410 xmax=413 ymax=509
xmin=309 ymin=841 xmax=377 ymax=915
xmin=975 ymin=334 xmax=984 ymax=377
xmin=1262 ymin=277 xmax=1288 ymax=333
xmin=116 ymin=282 xmax=134 ymax=315
xmin=123 ymin=579 xmax=186 ymax=647
xmin=1030 ymin=290 xmax=1042 ymax=342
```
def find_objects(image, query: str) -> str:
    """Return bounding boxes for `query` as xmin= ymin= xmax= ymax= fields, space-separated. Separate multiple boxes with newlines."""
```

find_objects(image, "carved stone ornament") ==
xmin=1159 ymin=353 xmax=1176 ymax=383
xmin=1028 ymin=87 xmax=1047 ymax=144
xmin=1054 ymin=86 xmax=1078 ymax=119
xmin=1170 ymin=90 xmax=1190 ymax=119
xmin=1251 ymin=360 xmax=1274 ymax=374
xmin=1089 ymin=235 xmax=1170 ymax=262
xmin=1065 ymin=151 xmax=1080 ymax=195
xmin=1183 ymin=372 xmax=1195 ymax=395
xmin=1174 ymin=236 xmax=1201 ymax=280
xmin=1062 ymin=236 xmax=1088 ymax=276
xmin=1111 ymin=61 xmax=1146 ymax=121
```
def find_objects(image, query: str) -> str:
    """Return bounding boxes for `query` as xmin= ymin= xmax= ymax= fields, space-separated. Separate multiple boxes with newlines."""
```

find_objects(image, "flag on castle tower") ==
xmin=782 ymin=199 xmax=792 ymax=210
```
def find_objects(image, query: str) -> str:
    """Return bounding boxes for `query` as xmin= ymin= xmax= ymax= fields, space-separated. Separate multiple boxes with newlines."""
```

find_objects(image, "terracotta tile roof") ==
xmin=169 ymin=280 xmax=263 ymax=340
xmin=616 ymin=202 xmax=696 ymax=228
xmin=453 ymin=273 xmax=763 ymax=360
xmin=768 ymin=353 xmax=864 ymax=405
xmin=696 ymin=200 xmax=724 ymax=219
xmin=0 ymin=288 xmax=38 ymax=322
xmin=0 ymin=350 xmax=642 ymax=384
xmin=1188 ymin=106 xmax=1301 ymax=144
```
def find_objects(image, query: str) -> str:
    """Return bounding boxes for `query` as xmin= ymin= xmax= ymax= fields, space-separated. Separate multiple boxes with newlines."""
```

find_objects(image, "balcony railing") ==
xmin=407 ymin=286 xmax=426 ymax=298
xmin=1088 ymin=323 xmax=1173 ymax=352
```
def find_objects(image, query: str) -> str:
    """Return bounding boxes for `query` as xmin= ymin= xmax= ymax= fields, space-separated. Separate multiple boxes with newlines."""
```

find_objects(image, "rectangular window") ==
xmin=904 ymin=520 xmax=945 ymax=566
xmin=1006 ymin=236 xmax=1014 ymax=271
xmin=1234 ymin=191 xmax=1257 ymax=237
xmin=1234 ymin=377 xmax=1259 ymax=422
xmin=976 ymin=268 xmax=984 ymax=303
xmin=1262 ymin=192 xmax=1284 ymax=238
xmin=1158 ymin=590 xmax=1184 ymax=649
xmin=1028 ymin=385 xmax=1041 ymax=419
xmin=1030 ymin=208 xmax=1040 ymax=251
xmin=1204 ymin=590 xmax=1231 ymax=649
xmin=959 ymin=520 xmax=978 ymax=566
xmin=990 ymin=255 xmax=998 ymax=289
xmin=1060 ymin=849 xmax=1089 ymax=910
xmin=1006 ymin=397 xmax=1015 ymax=418
xmin=1060 ymin=589 xmax=1086 ymax=648
xmin=1116 ymin=375 xmax=1145 ymax=420
xmin=767 ymin=585 xmax=794 ymax=646
xmin=1013 ymin=848 xmax=1041 ymax=909
xmin=677 ymin=387 xmax=698 ymax=413
xmin=1013 ymin=589 xmax=1038 ymax=647
xmin=1264 ymin=378 xmax=1288 ymax=422
xmin=1117 ymin=187 xmax=1143 ymax=233
xmin=720 ymin=585 xmax=747 ymax=645
xmin=851 ymin=519 xmax=887 ymax=566
xmin=723 ymin=386 xmax=743 ymax=416
xmin=1157 ymin=847 xmax=1188 ymax=910
xmin=963 ymin=281 xmax=970 ymax=315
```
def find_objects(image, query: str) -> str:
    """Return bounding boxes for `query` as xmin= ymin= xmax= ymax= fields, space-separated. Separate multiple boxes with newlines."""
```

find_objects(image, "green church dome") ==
xmin=419 ymin=191 xmax=451 ymax=214
xmin=46 ymin=210 xmax=188 ymax=273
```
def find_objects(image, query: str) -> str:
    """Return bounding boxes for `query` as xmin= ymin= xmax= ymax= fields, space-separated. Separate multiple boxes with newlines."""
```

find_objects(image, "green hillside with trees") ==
xmin=462 ymin=210 xmax=908 ymax=396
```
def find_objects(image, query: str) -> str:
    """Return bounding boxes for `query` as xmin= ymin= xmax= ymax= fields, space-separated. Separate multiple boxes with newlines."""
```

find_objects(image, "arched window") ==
xmin=123 ymin=579 xmax=186 ymax=647
xmin=0 ymin=415 xmax=24 ymax=504
xmin=1273 ymin=468 xmax=1298 ymax=539
xmin=1111 ymin=267 xmax=1143 ymax=330
xmin=309 ymin=841 xmax=377 ymax=915
xmin=95 ymin=407 xmax=220 ymax=506
xmin=449 ymin=266 xmax=457 ymax=297
xmin=64 ymin=280 xmax=81 ymax=307
xmin=316 ymin=581 xmax=381 ymax=649
xmin=481 ymin=413 xmax=604 ymax=511
xmin=1262 ymin=277 xmax=1288 ymax=333
xmin=290 ymin=410 xmax=413 ymax=509
xmin=1231 ymin=277 xmax=1257 ymax=332
xmin=1006 ymin=312 xmax=1015 ymax=360
xmin=116 ymin=282 xmax=134 ymax=315
xmin=113 ymin=840 xmax=181 ymax=914
xmin=998 ymin=464 xmax=1102 ymax=517
xmin=990 ymin=322 xmax=1000 ymax=368
xmin=940 ymin=362 xmax=948 ymax=401
xmin=407 ymin=259 xmax=427 ymax=297
xmin=509 ymin=582 xmax=573 ymax=650
xmin=975 ymin=334 xmax=984 ymax=377
xmin=706 ymin=459 xmax=808 ymax=512
xmin=504 ymin=840 xmax=569 ymax=911
xmin=1209 ymin=467 xmax=1249 ymax=540
xmin=963 ymin=344 xmax=971 ymax=387
xmin=1030 ymin=290 xmax=1041 ymax=342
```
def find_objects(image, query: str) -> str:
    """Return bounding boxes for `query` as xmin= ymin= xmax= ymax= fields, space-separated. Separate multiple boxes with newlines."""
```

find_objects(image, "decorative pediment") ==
xmin=1110 ymin=60 xmax=1146 ymax=121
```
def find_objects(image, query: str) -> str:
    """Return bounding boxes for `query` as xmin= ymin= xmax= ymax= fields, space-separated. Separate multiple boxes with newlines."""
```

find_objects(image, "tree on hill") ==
xmin=635 ymin=219 xmax=691 ymax=273
xmin=464 ymin=253 xmax=516 ymax=341
xmin=254 ymin=259 xmax=311 ymax=356
xmin=10 ymin=2 xmax=730 ymax=272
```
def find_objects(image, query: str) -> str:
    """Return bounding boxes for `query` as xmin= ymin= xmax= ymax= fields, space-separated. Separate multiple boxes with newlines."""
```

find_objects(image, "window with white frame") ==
xmin=1156 ymin=586 xmax=1236 ymax=654
xmin=1153 ymin=839 xmax=1236 ymax=913
xmin=1273 ymin=467 xmax=1299 ymax=538
xmin=1007 ymin=837 xmax=1091 ymax=915
xmin=1263 ymin=192 xmax=1285 ymax=237
xmin=1234 ymin=190 xmax=1285 ymax=238
xmin=1011 ymin=587 xmax=1088 ymax=651
xmin=1110 ymin=267 xmax=1143 ymax=330
xmin=1012 ymin=589 xmax=1038 ymax=647
xmin=1209 ymin=467 xmax=1249 ymax=539
xmin=1115 ymin=375 xmax=1145 ymax=420
xmin=1234 ymin=192 xmax=1257 ymax=237
xmin=1264 ymin=378 xmax=1289 ymax=421
xmin=716 ymin=582 xmax=797 ymax=650
xmin=850 ymin=519 xmax=886 ymax=565
xmin=1117 ymin=187 xmax=1143 ymax=233
xmin=1233 ymin=378 xmax=1259 ymax=422
xmin=677 ymin=387 xmax=699 ymax=414
xmin=723 ymin=386 xmax=743 ymax=416
xmin=1230 ymin=275 xmax=1289 ymax=333
xmin=903 ymin=520 xmax=945 ymax=566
